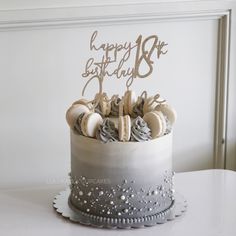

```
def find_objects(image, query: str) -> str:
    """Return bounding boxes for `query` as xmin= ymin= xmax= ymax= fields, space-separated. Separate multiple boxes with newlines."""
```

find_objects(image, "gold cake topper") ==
xmin=82 ymin=31 xmax=168 ymax=96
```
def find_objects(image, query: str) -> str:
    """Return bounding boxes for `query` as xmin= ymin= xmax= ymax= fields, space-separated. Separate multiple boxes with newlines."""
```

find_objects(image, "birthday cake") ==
xmin=63 ymin=31 xmax=180 ymax=228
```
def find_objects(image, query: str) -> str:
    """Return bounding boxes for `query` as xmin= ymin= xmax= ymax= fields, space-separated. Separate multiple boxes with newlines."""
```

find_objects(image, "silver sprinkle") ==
xmin=123 ymin=209 xmax=128 ymax=213
xmin=79 ymin=191 xmax=83 ymax=196
xmin=152 ymin=190 xmax=158 ymax=195
xmin=120 ymin=195 xmax=126 ymax=200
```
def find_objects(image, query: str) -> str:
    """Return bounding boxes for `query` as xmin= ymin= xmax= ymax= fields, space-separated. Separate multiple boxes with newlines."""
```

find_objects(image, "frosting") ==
xmin=131 ymin=116 xmax=151 ymax=142
xmin=67 ymin=90 xmax=176 ymax=142
xmin=132 ymin=98 xmax=144 ymax=118
xmin=96 ymin=118 xmax=119 ymax=143
xmin=164 ymin=115 xmax=172 ymax=134
xmin=110 ymin=98 xmax=121 ymax=116
xmin=74 ymin=112 xmax=86 ymax=135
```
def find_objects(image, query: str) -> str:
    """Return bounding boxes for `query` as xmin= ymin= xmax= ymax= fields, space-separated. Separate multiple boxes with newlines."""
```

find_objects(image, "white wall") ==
xmin=0 ymin=0 xmax=235 ymax=188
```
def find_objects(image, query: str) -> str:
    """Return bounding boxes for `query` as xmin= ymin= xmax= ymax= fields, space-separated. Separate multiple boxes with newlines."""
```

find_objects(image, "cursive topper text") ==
xmin=82 ymin=31 xmax=168 ymax=94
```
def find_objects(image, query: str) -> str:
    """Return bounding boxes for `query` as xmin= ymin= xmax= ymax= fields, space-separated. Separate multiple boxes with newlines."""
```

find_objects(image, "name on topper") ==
xmin=82 ymin=31 xmax=168 ymax=95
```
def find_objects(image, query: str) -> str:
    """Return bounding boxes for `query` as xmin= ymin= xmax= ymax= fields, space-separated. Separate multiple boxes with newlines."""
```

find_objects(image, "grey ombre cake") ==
xmin=69 ymin=130 xmax=174 ymax=226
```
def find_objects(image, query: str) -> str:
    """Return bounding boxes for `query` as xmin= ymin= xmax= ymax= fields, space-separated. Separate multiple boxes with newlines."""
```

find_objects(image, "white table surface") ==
xmin=1 ymin=169 xmax=236 ymax=236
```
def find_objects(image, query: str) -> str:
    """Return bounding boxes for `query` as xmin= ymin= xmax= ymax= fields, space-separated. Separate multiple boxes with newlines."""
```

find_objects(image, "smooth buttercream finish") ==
xmin=69 ymin=131 xmax=173 ymax=220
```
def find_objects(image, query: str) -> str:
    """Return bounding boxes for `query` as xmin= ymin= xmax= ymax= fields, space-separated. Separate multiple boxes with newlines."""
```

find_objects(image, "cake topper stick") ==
xmin=82 ymin=73 xmax=106 ymax=112
xmin=125 ymin=76 xmax=134 ymax=91
xmin=82 ymin=74 xmax=104 ymax=97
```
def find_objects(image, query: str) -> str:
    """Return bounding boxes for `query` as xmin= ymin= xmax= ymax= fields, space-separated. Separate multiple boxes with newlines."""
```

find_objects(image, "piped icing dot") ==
xmin=130 ymin=116 xmax=152 ymax=142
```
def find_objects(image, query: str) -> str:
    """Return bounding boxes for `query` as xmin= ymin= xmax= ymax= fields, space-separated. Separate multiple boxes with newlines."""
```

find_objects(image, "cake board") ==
xmin=53 ymin=188 xmax=187 ymax=229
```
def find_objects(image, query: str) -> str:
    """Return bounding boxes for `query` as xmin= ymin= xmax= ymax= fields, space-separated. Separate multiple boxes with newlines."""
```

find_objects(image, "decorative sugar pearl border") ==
xmin=53 ymin=189 xmax=187 ymax=229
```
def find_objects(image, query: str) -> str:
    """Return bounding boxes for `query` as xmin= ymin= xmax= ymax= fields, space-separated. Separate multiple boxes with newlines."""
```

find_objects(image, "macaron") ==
xmin=100 ymin=98 xmax=111 ymax=117
xmin=94 ymin=93 xmax=111 ymax=116
xmin=81 ymin=112 xmax=103 ymax=137
xmin=72 ymin=98 xmax=93 ymax=109
xmin=155 ymin=104 xmax=177 ymax=125
xmin=143 ymin=111 xmax=167 ymax=138
xmin=66 ymin=104 xmax=90 ymax=128
xmin=124 ymin=90 xmax=137 ymax=115
xmin=143 ymin=96 xmax=157 ymax=114
xmin=118 ymin=115 xmax=131 ymax=142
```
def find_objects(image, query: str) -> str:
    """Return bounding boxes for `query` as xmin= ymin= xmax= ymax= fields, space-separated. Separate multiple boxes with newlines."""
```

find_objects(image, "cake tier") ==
xmin=69 ymin=131 xmax=174 ymax=219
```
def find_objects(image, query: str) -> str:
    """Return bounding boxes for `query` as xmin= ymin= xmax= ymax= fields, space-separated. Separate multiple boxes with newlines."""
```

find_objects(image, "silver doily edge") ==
xmin=53 ymin=189 xmax=187 ymax=229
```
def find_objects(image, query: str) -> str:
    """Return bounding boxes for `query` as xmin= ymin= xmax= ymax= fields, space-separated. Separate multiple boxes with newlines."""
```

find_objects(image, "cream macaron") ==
xmin=155 ymin=104 xmax=177 ymax=125
xmin=123 ymin=90 xmax=137 ymax=115
xmin=66 ymin=104 xmax=90 ymax=128
xmin=143 ymin=111 xmax=167 ymax=138
xmin=100 ymin=97 xmax=111 ymax=117
xmin=72 ymin=98 xmax=93 ymax=109
xmin=81 ymin=112 xmax=103 ymax=137
xmin=143 ymin=96 xmax=157 ymax=114
xmin=118 ymin=115 xmax=131 ymax=142
xmin=94 ymin=93 xmax=111 ymax=117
